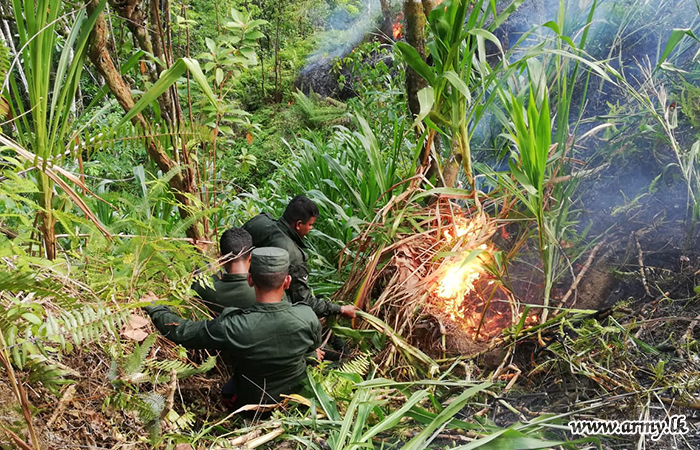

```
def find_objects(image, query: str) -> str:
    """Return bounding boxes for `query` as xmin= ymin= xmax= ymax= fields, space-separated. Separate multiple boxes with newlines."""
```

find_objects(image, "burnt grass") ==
xmin=465 ymin=142 xmax=700 ymax=449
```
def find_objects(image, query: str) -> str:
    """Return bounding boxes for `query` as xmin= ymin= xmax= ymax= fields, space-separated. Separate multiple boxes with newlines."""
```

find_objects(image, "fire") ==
xmin=443 ymin=215 xmax=481 ymax=240
xmin=392 ymin=13 xmax=403 ymax=40
xmin=430 ymin=215 xmax=514 ymax=340
xmin=436 ymin=244 xmax=489 ymax=307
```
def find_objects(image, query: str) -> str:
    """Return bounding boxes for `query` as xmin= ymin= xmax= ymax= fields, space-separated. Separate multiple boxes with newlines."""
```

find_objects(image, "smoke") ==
xmin=302 ymin=0 xmax=382 ymax=72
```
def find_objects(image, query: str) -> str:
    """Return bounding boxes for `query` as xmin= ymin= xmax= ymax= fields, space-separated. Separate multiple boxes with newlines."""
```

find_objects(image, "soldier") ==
xmin=145 ymin=247 xmax=322 ymax=409
xmin=243 ymin=195 xmax=356 ymax=319
xmin=192 ymin=227 xmax=256 ymax=315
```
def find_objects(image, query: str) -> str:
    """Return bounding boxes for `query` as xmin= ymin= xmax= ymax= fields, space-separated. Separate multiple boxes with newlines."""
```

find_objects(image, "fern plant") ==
xmin=105 ymin=333 xmax=217 ymax=441
xmin=0 ymin=268 xmax=130 ymax=392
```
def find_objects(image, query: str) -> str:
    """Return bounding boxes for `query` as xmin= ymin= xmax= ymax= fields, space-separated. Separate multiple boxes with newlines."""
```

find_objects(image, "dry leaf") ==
xmin=121 ymin=313 xmax=151 ymax=342
xmin=232 ymin=402 xmax=279 ymax=415
xmin=140 ymin=291 xmax=159 ymax=303
xmin=174 ymin=444 xmax=194 ymax=450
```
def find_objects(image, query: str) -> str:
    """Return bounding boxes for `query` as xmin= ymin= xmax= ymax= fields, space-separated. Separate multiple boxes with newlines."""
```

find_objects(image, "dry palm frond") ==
xmin=335 ymin=184 xmax=519 ymax=377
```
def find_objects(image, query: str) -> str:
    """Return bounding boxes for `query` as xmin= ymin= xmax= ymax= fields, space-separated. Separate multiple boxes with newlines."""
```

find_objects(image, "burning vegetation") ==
xmin=392 ymin=13 xmax=404 ymax=40
xmin=336 ymin=192 xmax=535 ymax=365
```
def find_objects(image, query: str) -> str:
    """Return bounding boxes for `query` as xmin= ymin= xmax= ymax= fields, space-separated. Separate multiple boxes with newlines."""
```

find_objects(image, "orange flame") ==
xmin=392 ymin=13 xmax=404 ymax=39
xmin=431 ymin=215 xmax=517 ymax=339
xmin=443 ymin=215 xmax=481 ymax=240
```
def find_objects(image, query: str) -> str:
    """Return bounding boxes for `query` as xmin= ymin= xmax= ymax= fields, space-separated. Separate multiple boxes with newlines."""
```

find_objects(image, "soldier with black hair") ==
xmin=243 ymin=195 xmax=356 ymax=319
xmin=192 ymin=227 xmax=256 ymax=315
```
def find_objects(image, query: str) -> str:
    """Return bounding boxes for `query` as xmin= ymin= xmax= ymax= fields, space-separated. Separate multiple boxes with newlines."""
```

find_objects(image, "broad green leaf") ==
xmin=118 ymin=58 xmax=219 ymax=127
xmin=442 ymin=71 xmax=471 ymax=104
xmin=246 ymin=30 xmax=264 ymax=40
xmin=22 ymin=312 xmax=42 ymax=326
xmin=401 ymin=382 xmax=492 ymax=450
xmin=451 ymin=428 xmax=599 ymax=449
xmin=205 ymin=37 xmax=216 ymax=53
xmin=660 ymin=29 xmax=699 ymax=64
xmin=468 ymin=28 xmax=503 ymax=54
xmin=360 ymin=390 xmax=431 ymax=442
xmin=395 ymin=41 xmax=436 ymax=85
xmin=307 ymin=373 xmax=341 ymax=421
xmin=415 ymin=86 xmax=435 ymax=124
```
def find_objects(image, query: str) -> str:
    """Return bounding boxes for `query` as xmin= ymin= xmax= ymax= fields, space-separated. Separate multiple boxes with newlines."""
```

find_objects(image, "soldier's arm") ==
xmin=145 ymin=305 xmax=229 ymax=350
xmin=288 ymin=262 xmax=341 ymax=317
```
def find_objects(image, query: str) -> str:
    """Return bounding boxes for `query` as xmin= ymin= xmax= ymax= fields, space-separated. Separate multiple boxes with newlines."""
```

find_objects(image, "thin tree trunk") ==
xmin=405 ymin=0 xmax=436 ymax=177
xmin=378 ymin=0 xmax=393 ymax=42
xmin=274 ymin=1 xmax=281 ymax=102
xmin=106 ymin=0 xmax=176 ymax=127
xmin=39 ymin=175 xmax=56 ymax=260
xmin=404 ymin=0 xmax=427 ymax=121
xmin=86 ymin=0 xmax=202 ymax=242
xmin=421 ymin=0 xmax=437 ymax=18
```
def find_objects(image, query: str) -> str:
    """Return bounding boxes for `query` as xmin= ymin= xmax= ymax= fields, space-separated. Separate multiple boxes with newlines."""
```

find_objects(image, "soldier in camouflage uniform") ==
xmin=146 ymin=247 xmax=322 ymax=409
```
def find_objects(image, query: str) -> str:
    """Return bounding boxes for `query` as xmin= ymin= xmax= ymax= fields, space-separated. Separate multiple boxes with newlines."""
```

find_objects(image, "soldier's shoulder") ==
xmin=243 ymin=213 xmax=275 ymax=228
xmin=218 ymin=306 xmax=250 ymax=319
xmin=291 ymin=302 xmax=317 ymax=318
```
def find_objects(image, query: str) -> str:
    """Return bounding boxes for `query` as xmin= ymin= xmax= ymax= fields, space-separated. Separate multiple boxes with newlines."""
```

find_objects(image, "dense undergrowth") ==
xmin=1 ymin=0 xmax=700 ymax=449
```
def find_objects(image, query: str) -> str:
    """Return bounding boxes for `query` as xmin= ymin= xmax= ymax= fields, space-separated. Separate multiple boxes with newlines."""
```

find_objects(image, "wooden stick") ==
xmin=53 ymin=233 xmax=214 ymax=244
xmin=245 ymin=428 xmax=285 ymax=449
xmin=46 ymin=385 xmax=76 ymax=428
xmin=162 ymin=368 xmax=178 ymax=420
xmin=659 ymin=397 xmax=700 ymax=410
xmin=556 ymin=240 xmax=606 ymax=309
xmin=682 ymin=315 xmax=700 ymax=345
xmin=2 ymin=427 xmax=33 ymax=450
xmin=228 ymin=430 xmax=262 ymax=446
xmin=634 ymin=234 xmax=652 ymax=297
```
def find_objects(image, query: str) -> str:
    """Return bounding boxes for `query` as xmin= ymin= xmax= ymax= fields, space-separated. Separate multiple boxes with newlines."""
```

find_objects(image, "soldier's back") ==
xmin=221 ymin=300 xmax=321 ymax=405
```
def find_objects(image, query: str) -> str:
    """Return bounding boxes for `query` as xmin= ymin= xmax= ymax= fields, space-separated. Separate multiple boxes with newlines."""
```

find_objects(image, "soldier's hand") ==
xmin=315 ymin=348 xmax=325 ymax=361
xmin=141 ymin=291 xmax=164 ymax=315
xmin=340 ymin=305 xmax=357 ymax=319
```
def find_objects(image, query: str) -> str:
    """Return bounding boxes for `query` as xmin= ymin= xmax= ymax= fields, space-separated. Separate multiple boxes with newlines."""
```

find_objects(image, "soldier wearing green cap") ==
xmin=145 ymin=247 xmax=322 ymax=409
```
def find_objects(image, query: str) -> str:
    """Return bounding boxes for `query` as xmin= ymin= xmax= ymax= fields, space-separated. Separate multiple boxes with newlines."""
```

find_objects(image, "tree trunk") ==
xmin=404 ymin=0 xmax=426 ymax=121
xmin=274 ymin=0 xmax=281 ymax=102
xmin=39 ymin=175 xmax=56 ymax=260
xmin=405 ymin=0 xmax=438 ymax=178
xmin=86 ymin=0 xmax=203 ymax=243
xmin=421 ymin=0 xmax=438 ymax=18
xmin=378 ymin=0 xmax=393 ymax=43
xmin=107 ymin=0 xmax=177 ymax=127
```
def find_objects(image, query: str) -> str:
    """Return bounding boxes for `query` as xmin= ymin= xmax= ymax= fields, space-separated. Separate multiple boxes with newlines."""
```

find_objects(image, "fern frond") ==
xmin=148 ymin=355 xmax=217 ymax=382
xmin=123 ymin=333 xmax=156 ymax=377
xmin=336 ymin=352 xmax=371 ymax=377
xmin=135 ymin=392 xmax=165 ymax=424
xmin=25 ymin=354 xmax=76 ymax=395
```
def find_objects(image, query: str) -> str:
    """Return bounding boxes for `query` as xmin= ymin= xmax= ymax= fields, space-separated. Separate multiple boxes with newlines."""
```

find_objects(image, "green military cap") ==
xmin=250 ymin=247 xmax=290 ymax=274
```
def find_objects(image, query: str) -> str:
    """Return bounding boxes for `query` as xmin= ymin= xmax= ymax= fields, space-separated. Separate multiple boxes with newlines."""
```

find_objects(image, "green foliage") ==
xmin=278 ymin=114 xmax=412 ymax=243
xmin=292 ymin=90 xmax=348 ymax=127
xmin=680 ymin=81 xmax=700 ymax=130
xmin=5 ymin=0 xmax=109 ymax=257
xmin=106 ymin=333 xmax=217 ymax=441
xmin=196 ymin=8 xmax=265 ymax=136
xmin=396 ymin=0 xmax=525 ymax=187
xmin=0 ymin=268 xmax=129 ymax=393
